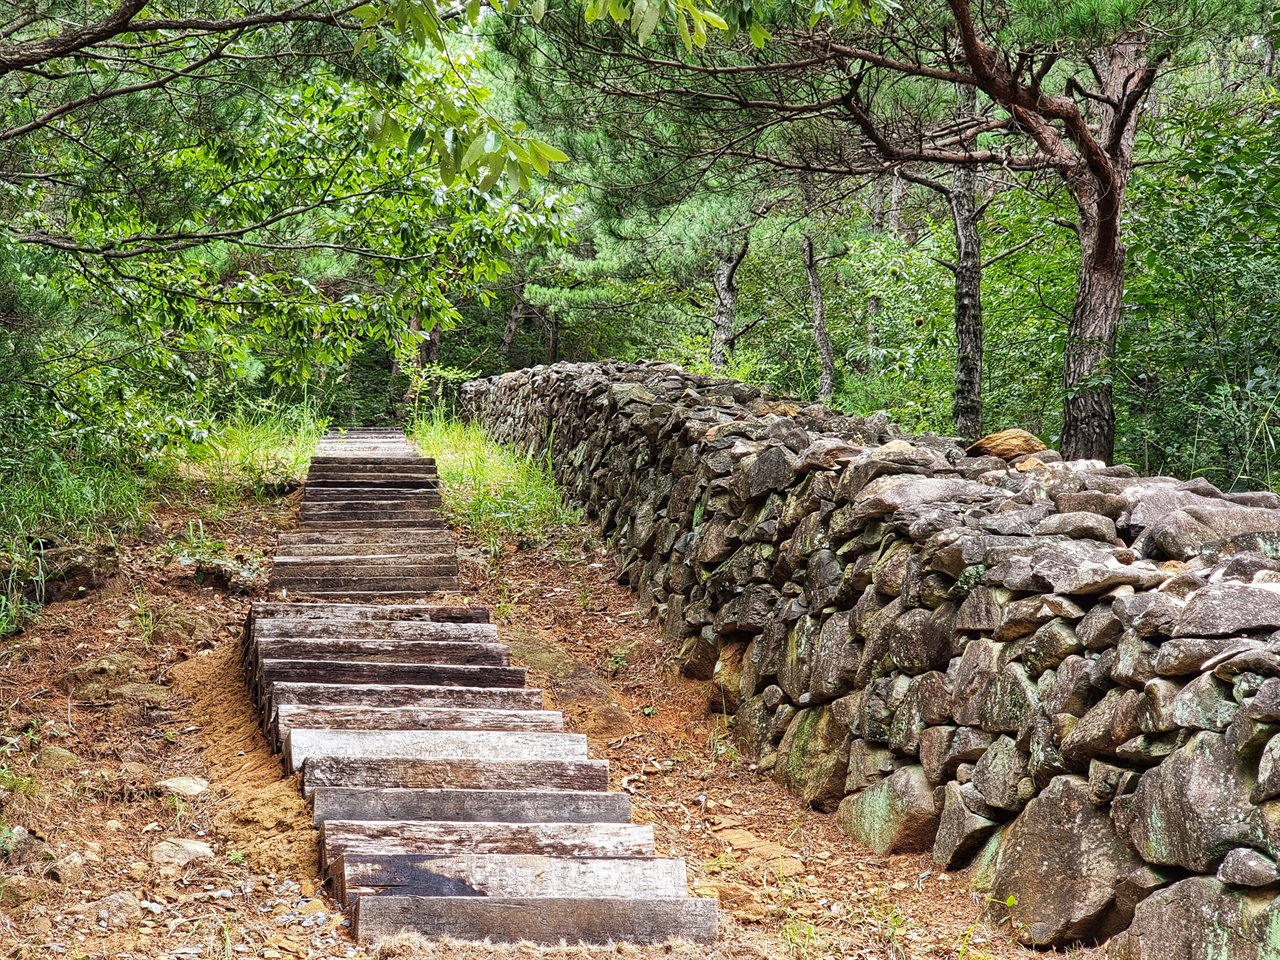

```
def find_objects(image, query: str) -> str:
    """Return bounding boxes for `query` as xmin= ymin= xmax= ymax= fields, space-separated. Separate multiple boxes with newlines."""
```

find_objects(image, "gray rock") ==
xmin=1145 ymin=504 xmax=1280 ymax=561
xmin=1216 ymin=847 xmax=1280 ymax=886
xmin=990 ymin=775 xmax=1142 ymax=947
xmin=972 ymin=735 xmax=1032 ymax=811
xmin=887 ymin=672 xmax=951 ymax=755
xmin=808 ymin=611 xmax=860 ymax=702
xmin=1171 ymin=673 xmax=1239 ymax=731
xmin=156 ymin=776 xmax=210 ymax=799
xmin=1246 ymin=676 xmax=1280 ymax=721
xmin=1113 ymin=592 xmax=1184 ymax=638
xmin=845 ymin=739 xmax=897 ymax=791
xmin=1154 ymin=635 xmax=1248 ymax=675
xmin=1253 ymin=734 xmax=1280 ymax=803
xmin=1173 ymin=582 xmax=1280 ymax=637
xmin=1108 ymin=876 xmax=1280 ymax=960
xmin=1077 ymin=601 xmax=1124 ymax=649
xmin=1034 ymin=511 xmax=1118 ymax=542
xmin=151 ymin=838 xmax=214 ymax=866
xmin=835 ymin=765 xmax=939 ymax=855
xmin=1119 ymin=732 xmax=1259 ymax=872
xmin=1002 ymin=618 xmax=1082 ymax=677
xmin=933 ymin=781 xmax=997 ymax=869
xmin=978 ymin=662 xmax=1039 ymax=734
xmin=993 ymin=596 xmax=1055 ymax=642
xmin=774 ymin=705 xmax=849 ymax=812
xmin=86 ymin=891 xmax=142 ymax=924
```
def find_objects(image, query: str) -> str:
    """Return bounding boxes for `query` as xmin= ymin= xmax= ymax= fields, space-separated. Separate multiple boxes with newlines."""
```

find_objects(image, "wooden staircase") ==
xmin=244 ymin=428 xmax=717 ymax=944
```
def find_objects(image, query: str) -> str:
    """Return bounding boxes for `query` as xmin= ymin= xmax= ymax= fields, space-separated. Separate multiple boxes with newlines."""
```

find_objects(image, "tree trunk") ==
xmin=948 ymin=86 xmax=983 ymax=440
xmin=500 ymin=298 xmax=522 ymax=360
xmin=1060 ymin=38 xmax=1146 ymax=464
xmin=710 ymin=236 xmax=749 ymax=371
xmin=888 ymin=173 xmax=905 ymax=235
xmin=871 ymin=177 xmax=887 ymax=233
xmin=1062 ymin=212 xmax=1125 ymax=462
xmin=425 ymin=321 xmax=443 ymax=404
xmin=802 ymin=233 xmax=836 ymax=400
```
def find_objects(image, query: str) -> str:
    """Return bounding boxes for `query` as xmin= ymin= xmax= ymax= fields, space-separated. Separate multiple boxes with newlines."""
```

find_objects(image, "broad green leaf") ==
xmin=461 ymin=133 xmax=488 ymax=170
xmin=638 ymin=0 xmax=662 ymax=43
xmin=528 ymin=138 xmax=569 ymax=162
xmin=532 ymin=0 xmax=547 ymax=21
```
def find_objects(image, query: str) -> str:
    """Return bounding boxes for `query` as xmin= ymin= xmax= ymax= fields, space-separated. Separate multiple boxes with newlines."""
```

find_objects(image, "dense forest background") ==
xmin=3 ymin=0 xmax=1280 ymax=614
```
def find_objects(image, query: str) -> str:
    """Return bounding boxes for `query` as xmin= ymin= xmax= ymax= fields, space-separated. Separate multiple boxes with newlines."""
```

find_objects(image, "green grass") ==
xmin=408 ymin=413 xmax=581 ymax=555
xmin=0 ymin=401 xmax=326 ymax=635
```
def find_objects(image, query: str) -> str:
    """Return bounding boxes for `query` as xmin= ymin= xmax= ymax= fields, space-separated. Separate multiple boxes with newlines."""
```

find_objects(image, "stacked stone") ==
xmin=463 ymin=361 xmax=1280 ymax=957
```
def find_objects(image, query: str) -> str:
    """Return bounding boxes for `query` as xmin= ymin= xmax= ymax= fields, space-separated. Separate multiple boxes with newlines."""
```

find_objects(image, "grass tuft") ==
xmin=408 ymin=413 xmax=580 ymax=555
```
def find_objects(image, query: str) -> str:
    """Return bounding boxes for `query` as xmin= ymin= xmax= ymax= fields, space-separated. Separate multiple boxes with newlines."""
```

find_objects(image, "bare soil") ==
xmin=0 ymin=491 xmax=1097 ymax=960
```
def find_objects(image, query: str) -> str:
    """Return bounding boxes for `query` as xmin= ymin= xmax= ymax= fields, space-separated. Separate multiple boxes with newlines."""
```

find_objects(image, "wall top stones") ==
xmin=464 ymin=361 xmax=1280 ymax=957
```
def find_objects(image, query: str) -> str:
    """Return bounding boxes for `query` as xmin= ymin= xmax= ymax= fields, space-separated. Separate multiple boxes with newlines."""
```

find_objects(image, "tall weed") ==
xmin=408 ymin=413 xmax=579 ymax=555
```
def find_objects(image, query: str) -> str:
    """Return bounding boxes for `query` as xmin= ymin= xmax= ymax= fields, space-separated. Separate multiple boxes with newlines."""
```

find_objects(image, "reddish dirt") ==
xmin=0 ymin=490 xmax=1100 ymax=960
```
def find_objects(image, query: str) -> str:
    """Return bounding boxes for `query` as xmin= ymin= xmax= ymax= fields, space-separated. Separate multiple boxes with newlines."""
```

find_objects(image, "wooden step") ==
xmin=351 ymin=896 xmax=718 ymax=944
xmin=284 ymin=729 xmax=588 ymax=773
xmin=299 ymin=504 xmax=444 ymax=519
xmin=252 ymin=619 xmax=495 ymax=642
xmin=309 ymin=787 xmax=630 ymax=826
xmin=293 ymin=520 xmax=452 ymax=531
xmin=250 ymin=639 xmax=508 ymax=673
xmin=265 ymin=682 xmax=543 ymax=715
xmin=273 ymin=705 xmax=562 ymax=747
xmin=319 ymin=820 xmax=654 ymax=863
xmin=270 ymin=560 xmax=458 ymax=577
xmin=267 ymin=576 xmax=460 ymax=593
xmin=330 ymin=853 xmax=686 ymax=902
xmin=272 ymin=543 xmax=456 ymax=559
xmin=258 ymin=660 xmax=524 ymax=695
xmin=272 ymin=552 xmax=457 ymax=566
xmin=303 ymin=488 xmax=441 ymax=501
xmin=281 ymin=590 xmax=465 ymax=601
xmin=306 ymin=477 xmax=440 ymax=489
xmin=310 ymin=456 xmax=432 ymax=467
xmin=303 ymin=756 xmax=610 ymax=793
xmin=275 ymin=530 xmax=452 ymax=547
xmin=250 ymin=603 xmax=487 ymax=623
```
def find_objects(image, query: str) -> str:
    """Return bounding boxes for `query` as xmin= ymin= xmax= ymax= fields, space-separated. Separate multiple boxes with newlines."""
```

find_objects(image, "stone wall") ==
xmin=462 ymin=361 xmax=1280 ymax=956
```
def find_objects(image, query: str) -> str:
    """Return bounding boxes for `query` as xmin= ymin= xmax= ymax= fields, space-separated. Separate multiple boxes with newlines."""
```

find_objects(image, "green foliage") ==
xmin=408 ymin=414 xmax=581 ymax=554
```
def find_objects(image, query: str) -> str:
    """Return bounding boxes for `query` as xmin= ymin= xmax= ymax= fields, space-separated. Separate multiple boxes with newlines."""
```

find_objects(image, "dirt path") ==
xmin=0 ymin=493 xmax=1087 ymax=960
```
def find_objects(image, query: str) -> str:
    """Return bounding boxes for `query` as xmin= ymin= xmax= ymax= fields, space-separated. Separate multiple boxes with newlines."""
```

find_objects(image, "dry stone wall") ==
xmin=462 ymin=361 xmax=1280 ymax=956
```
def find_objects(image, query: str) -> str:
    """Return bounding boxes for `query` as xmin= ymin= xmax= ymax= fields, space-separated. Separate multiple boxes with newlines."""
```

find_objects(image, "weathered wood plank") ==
xmin=309 ymin=787 xmax=628 ymax=826
xmin=320 ymin=820 xmax=654 ymax=861
xmin=266 ymin=682 xmax=542 ymax=712
xmin=269 ymin=561 xmax=458 ymax=578
xmin=258 ymin=659 xmax=524 ymax=691
xmin=252 ymin=620 xmax=495 ymax=642
xmin=279 ymin=590 xmax=464 ymax=601
xmin=352 ymin=896 xmax=718 ymax=945
xmin=274 ymin=705 xmax=560 ymax=741
xmin=267 ymin=576 xmax=460 ymax=592
xmin=303 ymin=489 xmax=441 ymax=502
xmin=299 ymin=505 xmax=443 ymax=519
xmin=272 ymin=544 xmax=456 ymax=559
xmin=250 ymin=602 xmax=487 ymax=623
xmin=251 ymin=639 xmax=508 ymax=670
xmin=275 ymin=531 xmax=453 ymax=547
xmin=293 ymin=520 xmax=451 ymax=531
xmin=332 ymin=854 xmax=686 ymax=901
xmin=271 ymin=553 xmax=458 ymax=567
xmin=284 ymin=729 xmax=587 ymax=773
xmin=302 ymin=757 xmax=609 ymax=793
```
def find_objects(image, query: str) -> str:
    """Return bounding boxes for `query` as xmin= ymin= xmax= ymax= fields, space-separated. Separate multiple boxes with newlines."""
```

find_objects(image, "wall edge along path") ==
xmin=462 ymin=361 xmax=1280 ymax=958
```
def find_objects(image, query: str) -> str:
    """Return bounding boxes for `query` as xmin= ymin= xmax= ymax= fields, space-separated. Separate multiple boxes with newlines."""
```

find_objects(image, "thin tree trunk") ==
xmin=1060 ymin=38 xmax=1146 ymax=463
xmin=426 ymin=321 xmax=442 ymax=404
xmin=500 ymin=297 xmax=522 ymax=360
xmin=949 ymin=84 xmax=983 ymax=440
xmin=802 ymin=233 xmax=836 ymax=400
xmin=888 ymin=173 xmax=906 ymax=235
xmin=871 ymin=177 xmax=887 ymax=233
xmin=710 ymin=236 xmax=750 ymax=371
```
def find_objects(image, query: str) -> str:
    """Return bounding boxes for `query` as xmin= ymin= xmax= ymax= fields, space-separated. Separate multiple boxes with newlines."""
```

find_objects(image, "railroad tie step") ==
xmin=302 ymin=756 xmax=612 ymax=793
xmin=270 ymin=705 xmax=562 ymax=750
xmin=319 ymin=820 xmax=655 ymax=863
xmin=256 ymin=661 xmax=525 ymax=702
xmin=283 ymin=729 xmax=588 ymax=774
xmin=330 ymin=853 xmax=689 ymax=901
xmin=250 ymin=602 xmax=490 ymax=623
xmin=261 ymin=684 xmax=544 ymax=731
xmin=250 ymin=619 xmax=495 ymax=642
xmin=309 ymin=787 xmax=631 ymax=826
xmin=352 ymin=896 xmax=718 ymax=945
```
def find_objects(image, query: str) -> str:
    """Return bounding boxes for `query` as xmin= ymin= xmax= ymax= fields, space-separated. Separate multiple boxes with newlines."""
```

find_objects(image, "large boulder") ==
xmin=774 ymin=705 xmax=850 ymax=811
xmin=1116 ymin=731 xmax=1260 ymax=872
xmin=835 ymin=765 xmax=939 ymax=855
xmin=1172 ymin=582 xmax=1280 ymax=637
xmin=1107 ymin=876 xmax=1280 ymax=960
xmin=990 ymin=775 xmax=1143 ymax=947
